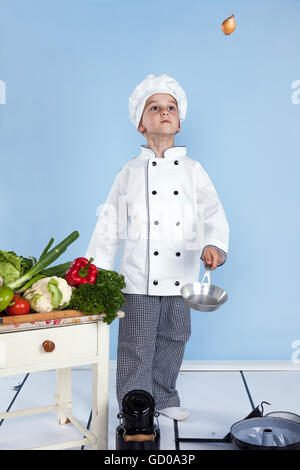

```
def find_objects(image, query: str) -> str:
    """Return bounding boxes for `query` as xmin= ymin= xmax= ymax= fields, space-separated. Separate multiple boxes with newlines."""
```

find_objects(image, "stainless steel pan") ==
xmin=180 ymin=268 xmax=228 ymax=312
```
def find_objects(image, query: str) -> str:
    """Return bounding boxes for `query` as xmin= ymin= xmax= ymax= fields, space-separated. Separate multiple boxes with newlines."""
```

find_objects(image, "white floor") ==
xmin=0 ymin=364 xmax=300 ymax=450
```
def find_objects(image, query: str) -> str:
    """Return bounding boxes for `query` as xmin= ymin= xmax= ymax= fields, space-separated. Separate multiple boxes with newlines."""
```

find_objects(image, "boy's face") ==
xmin=137 ymin=93 xmax=180 ymax=137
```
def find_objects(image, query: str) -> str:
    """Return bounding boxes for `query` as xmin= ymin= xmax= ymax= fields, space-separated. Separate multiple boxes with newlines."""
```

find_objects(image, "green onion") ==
xmin=39 ymin=237 xmax=55 ymax=261
xmin=6 ymin=231 xmax=79 ymax=291
xmin=15 ymin=273 xmax=47 ymax=294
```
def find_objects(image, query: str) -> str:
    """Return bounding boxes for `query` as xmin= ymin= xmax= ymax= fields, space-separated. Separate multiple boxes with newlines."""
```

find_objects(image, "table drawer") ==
xmin=0 ymin=323 xmax=98 ymax=368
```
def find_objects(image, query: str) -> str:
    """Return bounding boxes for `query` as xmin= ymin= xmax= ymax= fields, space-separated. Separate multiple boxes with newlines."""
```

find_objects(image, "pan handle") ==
xmin=200 ymin=267 xmax=211 ymax=285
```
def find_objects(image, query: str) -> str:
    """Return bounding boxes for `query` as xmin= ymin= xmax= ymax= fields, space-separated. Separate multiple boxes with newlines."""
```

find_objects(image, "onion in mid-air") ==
xmin=221 ymin=14 xmax=236 ymax=35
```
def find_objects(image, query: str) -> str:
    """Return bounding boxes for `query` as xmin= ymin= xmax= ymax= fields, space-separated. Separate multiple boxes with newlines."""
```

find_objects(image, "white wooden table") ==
xmin=0 ymin=317 xmax=110 ymax=450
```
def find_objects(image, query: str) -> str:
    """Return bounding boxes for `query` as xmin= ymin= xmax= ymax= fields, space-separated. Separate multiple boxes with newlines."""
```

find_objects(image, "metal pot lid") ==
xmin=265 ymin=411 xmax=300 ymax=424
xmin=230 ymin=417 xmax=300 ymax=448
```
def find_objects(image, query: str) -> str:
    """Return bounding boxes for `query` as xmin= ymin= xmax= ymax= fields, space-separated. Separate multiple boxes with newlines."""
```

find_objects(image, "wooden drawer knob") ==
xmin=42 ymin=340 xmax=55 ymax=352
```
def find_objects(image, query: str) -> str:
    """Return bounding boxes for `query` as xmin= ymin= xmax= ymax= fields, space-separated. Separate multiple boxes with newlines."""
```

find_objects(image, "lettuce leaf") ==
xmin=0 ymin=250 xmax=33 ymax=285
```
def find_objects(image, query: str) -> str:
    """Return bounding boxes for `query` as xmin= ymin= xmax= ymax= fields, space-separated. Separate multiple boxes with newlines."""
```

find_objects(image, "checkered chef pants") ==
xmin=116 ymin=294 xmax=191 ymax=411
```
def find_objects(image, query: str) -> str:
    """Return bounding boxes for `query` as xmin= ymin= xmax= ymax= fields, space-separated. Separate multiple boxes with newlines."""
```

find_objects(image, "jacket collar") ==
xmin=140 ymin=145 xmax=187 ymax=160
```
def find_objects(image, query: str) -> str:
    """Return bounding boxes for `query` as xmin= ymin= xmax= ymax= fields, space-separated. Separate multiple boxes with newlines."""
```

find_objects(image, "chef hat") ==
xmin=129 ymin=73 xmax=187 ymax=128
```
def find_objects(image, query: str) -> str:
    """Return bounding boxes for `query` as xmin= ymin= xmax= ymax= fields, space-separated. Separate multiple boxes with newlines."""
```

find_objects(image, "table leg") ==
xmin=90 ymin=322 xmax=109 ymax=450
xmin=56 ymin=367 xmax=72 ymax=425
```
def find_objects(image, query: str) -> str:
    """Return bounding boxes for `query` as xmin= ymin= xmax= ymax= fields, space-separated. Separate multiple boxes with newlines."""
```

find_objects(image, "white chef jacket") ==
xmin=85 ymin=145 xmax=229 ymax=296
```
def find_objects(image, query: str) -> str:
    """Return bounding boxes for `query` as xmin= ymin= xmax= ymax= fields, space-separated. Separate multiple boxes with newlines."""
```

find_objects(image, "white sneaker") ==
xmin=158 ymin=407 xmax=190 ymax=421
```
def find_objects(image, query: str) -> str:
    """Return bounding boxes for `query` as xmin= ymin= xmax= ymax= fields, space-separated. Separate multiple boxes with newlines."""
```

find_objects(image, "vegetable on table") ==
xmin=65 ymin=257 xmax=98 ymax=287
xmin=68 ymin=269 xmax=126 ymax=324
xmin=6 ymin=294 xmax=31 ymax=316
xmin=16 ymin=262 xmax=73 ymax=294
xmin=0 ymin=250 xmax=34 ymax=286
xmin=41 ymin=261 xmax=72 ymax=278
xmin=24 ymin=276 xmax=73 ymax=313
xmin=38 ymin=237 xmax=55 ymax=261
xmin=15 ymin=274 xmax=47 ymax=294
xmin=47 ymin=278 xmax=63 ymax=310
xmin=0 ymin=286 xmax=14 ymax=312
xmin=5 ymin=231 xmax=79 ymax=292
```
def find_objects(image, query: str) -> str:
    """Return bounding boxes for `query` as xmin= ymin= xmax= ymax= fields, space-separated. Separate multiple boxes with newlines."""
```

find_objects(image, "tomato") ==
xmin=6 ymin=294 xmax=31 ymax=315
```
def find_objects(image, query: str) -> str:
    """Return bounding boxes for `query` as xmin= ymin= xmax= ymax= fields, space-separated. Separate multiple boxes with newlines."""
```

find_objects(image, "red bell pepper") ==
xmin=65 ymin=257 xmax=98 ymax=287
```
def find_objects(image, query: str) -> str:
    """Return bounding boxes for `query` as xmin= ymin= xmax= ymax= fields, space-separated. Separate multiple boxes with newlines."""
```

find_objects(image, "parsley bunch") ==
xmin=68 ymin=269 xmax=126 ymax=324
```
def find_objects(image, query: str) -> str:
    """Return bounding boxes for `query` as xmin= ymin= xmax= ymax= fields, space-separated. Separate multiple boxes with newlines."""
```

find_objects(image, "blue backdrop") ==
xmin=1 ymin=0 xmax=300 ymax=361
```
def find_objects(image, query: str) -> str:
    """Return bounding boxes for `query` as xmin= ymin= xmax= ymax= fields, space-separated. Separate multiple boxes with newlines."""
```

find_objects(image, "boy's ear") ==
xmin=137 ymin=117 xmax=145 ymax=134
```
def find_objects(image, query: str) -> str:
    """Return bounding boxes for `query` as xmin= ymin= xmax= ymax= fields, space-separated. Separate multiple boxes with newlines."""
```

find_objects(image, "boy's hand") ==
xmin=203 ymin=246 xmax=222 ymax=271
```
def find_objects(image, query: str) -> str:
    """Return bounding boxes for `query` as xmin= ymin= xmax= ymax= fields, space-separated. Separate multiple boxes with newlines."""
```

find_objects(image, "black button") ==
xmin=152 ymin=190 xmax=157 ymax=195
xmin=174 ymin=190 xmax=179 ymax=195
xmin=152 ymin=161 xmax=157 ymax=166
xmin=154 ymin=220 xmax=159 ymax=225
xmin=175 ymin=281 xmax=180 ymax=286
xmin=176 ymin=252 xmax=181 ymax=256
xmin=154 ymin=251 xmax=159 ymax=256
xmin=176 ymin=221 xmax=180 ymax=226
xmin=153 ymin=280 xmax=158 ymax=285
xmin=174 ymin=160 xmax=179 ymax=165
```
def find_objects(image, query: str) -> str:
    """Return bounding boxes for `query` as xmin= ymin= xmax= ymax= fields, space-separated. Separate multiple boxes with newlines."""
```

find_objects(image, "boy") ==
xmin=85 ymin=74 xmax=229 ymax=421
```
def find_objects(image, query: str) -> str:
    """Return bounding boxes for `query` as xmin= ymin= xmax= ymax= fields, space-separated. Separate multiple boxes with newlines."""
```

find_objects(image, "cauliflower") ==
xmin=24 ymin=276 xmax=73 ymax=313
